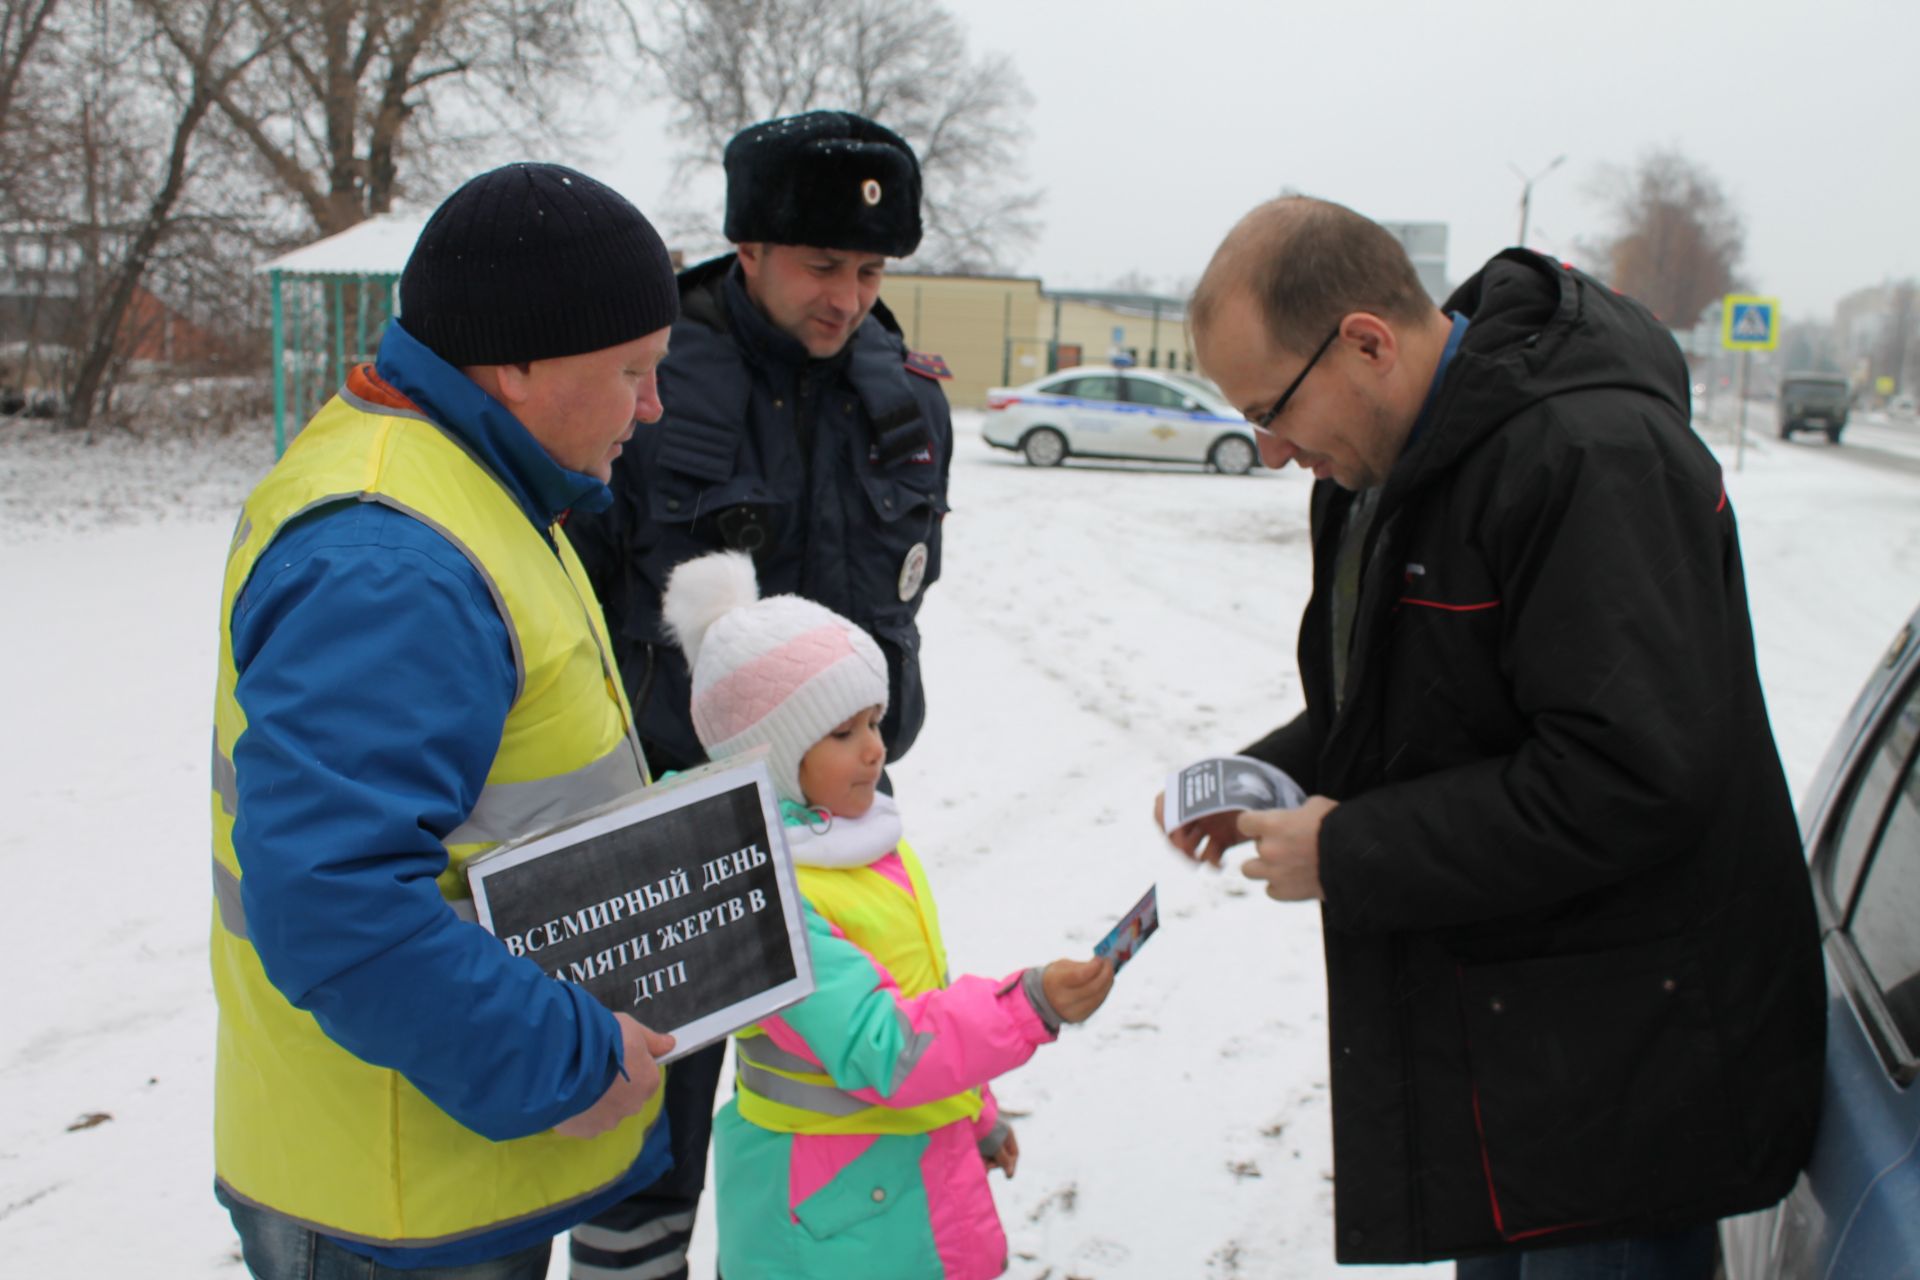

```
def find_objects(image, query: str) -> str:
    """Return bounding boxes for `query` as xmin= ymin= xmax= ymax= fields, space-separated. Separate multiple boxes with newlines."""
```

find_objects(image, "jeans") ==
xmin=1455 ymin=1223 xmax=1718 ymax=1280
xmin=225 ymin=1195 xmax=552 ymax=1280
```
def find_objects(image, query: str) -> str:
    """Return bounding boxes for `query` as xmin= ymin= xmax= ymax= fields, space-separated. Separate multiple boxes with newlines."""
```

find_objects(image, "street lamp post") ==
xmin=1511 ymin=154 xmax=1566 ymax=248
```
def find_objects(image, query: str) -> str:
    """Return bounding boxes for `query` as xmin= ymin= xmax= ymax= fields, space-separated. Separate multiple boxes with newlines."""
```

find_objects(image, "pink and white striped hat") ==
xmin=661 ymin=551 xmax=889 ymax=805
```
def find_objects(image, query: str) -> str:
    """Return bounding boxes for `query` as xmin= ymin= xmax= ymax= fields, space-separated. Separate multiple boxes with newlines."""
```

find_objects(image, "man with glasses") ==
xmin=1156 ymin=196 xmax=1823 ymax=1278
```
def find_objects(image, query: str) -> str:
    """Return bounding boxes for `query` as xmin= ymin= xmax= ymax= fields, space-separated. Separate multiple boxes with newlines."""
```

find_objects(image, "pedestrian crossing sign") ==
xmin=1721 ymin=295 xmax=1780 ymax=351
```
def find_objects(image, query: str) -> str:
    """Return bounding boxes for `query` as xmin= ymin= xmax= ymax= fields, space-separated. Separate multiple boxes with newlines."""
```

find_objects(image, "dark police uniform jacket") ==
xmin=1244 ymin=251 xmax=1825 ymax=1262
xmin=571 ymin=255 xmax=954 ymax=775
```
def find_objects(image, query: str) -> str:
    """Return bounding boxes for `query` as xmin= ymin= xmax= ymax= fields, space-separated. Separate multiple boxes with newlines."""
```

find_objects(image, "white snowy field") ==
xmin=2 ymin=403 xmax=1917 ymax=1278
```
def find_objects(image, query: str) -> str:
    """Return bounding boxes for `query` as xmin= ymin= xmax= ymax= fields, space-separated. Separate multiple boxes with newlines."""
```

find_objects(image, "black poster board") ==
xmin=466 ymin=759 xmax=812 ymax=1061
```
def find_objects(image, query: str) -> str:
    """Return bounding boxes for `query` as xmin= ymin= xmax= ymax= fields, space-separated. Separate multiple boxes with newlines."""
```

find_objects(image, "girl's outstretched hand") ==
xmin=985 ymin=1127 xmax=1020 ymax=1179
xmin=1042 ymin=956 xmax=1114 ymax=1023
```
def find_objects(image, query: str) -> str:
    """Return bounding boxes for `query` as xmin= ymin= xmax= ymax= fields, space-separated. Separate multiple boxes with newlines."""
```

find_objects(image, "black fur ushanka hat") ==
xmin=722 ymin=111 xmax=923 ymax=258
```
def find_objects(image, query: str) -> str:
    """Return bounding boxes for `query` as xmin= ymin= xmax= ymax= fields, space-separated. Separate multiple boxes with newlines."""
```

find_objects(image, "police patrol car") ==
xmin=982 ymin=366 xmax=1263 ymax=475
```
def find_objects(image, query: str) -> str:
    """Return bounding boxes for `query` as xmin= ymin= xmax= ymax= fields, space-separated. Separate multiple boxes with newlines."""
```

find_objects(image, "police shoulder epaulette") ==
xmin=904 ymin=350 xmax=953 ymax=381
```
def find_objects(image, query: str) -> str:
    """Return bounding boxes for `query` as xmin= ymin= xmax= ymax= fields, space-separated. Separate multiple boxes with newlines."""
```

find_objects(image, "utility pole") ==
xmin=1511 ymin=155 xmax=1566 ymax=248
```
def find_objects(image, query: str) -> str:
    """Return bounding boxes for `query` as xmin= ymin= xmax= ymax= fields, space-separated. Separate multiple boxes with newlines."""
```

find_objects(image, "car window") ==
xmin=1164 ymin=371 xmax=1219 ymax=397
xmin=1164 ymin=372 xmax=1235 ymax=415
xmin=1049 ymin=376 xmax=1121 ymax=403
xmin=1848 ymin=748 xmax=1920 ymax=1055
xmin=1123 ymin=377 xmax=1190 ymax=410
xmin=1823 ymin=673 xmax=1920 ymax=905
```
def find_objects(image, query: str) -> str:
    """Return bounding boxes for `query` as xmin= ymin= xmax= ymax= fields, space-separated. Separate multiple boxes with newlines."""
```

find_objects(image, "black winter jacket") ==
xmin=1245 ymin=251 xmax=1826 ymax=1262
xmin=570 ymin=257 xmax=953 ymax=775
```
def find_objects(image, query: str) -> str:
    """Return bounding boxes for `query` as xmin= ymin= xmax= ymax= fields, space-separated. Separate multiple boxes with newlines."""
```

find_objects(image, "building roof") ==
xmin=1041 ymin=288 xmax=1189 ymax=321
xmin=258 ymin=215 xmax=427 ymax=277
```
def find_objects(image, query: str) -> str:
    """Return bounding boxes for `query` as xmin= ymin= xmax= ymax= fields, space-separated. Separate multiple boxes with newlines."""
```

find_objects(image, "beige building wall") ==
xmin=1048 ymin=299 xmax=1194 ymax=376
xmin=879 ymin=274 xmax=1046 ymax=408
xmin=879 ymin=274 xmax=1196 ymax=407
xmin=883 ymin=274 xmax=1198 ymax=404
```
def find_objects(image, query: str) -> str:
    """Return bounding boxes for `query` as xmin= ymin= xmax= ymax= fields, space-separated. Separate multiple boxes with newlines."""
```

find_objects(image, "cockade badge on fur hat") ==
xmin=663 ymin=551 xmax=890 ymax=806
xmin=723 ymin=110 xmax=922 ymax=258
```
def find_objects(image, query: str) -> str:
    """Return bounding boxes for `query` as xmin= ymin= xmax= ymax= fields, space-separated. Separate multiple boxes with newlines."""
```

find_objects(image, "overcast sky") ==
xmin=578 ymin=0 xmax=1919 ymax=321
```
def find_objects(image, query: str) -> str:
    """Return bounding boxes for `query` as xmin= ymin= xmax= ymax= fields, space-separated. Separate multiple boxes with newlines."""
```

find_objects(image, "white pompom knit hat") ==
xmin=661 ymin=551 xmax=890 ymax=806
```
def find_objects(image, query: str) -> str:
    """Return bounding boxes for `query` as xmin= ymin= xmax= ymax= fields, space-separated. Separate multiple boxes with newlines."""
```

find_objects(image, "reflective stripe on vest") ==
xmin=209 ymin=385 xmax=657 ymax=1247
xmin=734 ymin=840 xmax=980 ymax=1136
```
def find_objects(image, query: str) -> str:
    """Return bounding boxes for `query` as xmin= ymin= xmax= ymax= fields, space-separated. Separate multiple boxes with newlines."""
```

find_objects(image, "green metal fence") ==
xmin=268 ymin=269 xmax=400 ymax=455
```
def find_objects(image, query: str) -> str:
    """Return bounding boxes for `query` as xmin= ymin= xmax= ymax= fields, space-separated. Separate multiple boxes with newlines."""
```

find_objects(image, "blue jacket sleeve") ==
xmin=229 ymin=501 xmax=622 ymax=1141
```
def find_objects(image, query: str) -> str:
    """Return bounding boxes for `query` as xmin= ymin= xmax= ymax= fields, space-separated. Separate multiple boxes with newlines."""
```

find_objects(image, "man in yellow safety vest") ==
xmin=210 ymin=162 xmax=683 ymax=1278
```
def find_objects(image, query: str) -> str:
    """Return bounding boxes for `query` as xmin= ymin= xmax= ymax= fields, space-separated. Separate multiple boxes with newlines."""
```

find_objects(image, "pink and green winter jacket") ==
xmin=712 ymin=794 xmax=1062 ymax=1279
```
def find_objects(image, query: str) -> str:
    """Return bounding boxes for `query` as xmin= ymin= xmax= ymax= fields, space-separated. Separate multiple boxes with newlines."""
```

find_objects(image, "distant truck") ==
xmin=1778 ymin=372 xmax=1852 ymax=443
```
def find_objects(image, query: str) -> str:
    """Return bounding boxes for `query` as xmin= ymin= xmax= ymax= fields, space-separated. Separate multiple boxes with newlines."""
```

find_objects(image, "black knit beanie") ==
xmin=399 ymin=163 xmax=679 ymax=367
xmin=723 ymin=111 xmax=922 ymax=257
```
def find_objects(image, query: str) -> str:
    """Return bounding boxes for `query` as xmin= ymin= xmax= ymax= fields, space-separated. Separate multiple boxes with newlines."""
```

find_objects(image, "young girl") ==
xmin=661 ymin=551 xmax=1113 ymax=1280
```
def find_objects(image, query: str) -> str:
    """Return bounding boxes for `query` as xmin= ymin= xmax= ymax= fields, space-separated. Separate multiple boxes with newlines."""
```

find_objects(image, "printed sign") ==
xmin=1721 ymin=294 xmax=1780 ymax=351
xmin=468 ymin=760 xmax=812 ymax=1062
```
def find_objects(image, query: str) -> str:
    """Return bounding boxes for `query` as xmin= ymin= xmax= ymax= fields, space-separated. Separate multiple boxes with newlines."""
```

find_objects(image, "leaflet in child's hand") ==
xmin=1094 ymin=884 xmax=1159 ymax=974
xmin=1163 ymin=754 xmax=1306 ymax=831
xmin=465 ymin=756 xmax=814 ymax=1064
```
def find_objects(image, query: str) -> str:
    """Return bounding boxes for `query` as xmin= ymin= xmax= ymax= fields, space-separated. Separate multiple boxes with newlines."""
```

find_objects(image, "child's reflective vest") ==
xmin=733 ymin=843 xmax=983 ymax=1133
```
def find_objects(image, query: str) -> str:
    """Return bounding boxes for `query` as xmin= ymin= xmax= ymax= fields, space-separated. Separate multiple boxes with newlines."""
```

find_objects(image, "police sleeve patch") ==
xmin=904 ymin=350 xmax=953 ymax=381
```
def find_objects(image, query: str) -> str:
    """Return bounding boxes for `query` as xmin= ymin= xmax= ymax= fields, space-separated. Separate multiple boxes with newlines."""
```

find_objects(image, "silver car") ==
xmin=1720 ymin=608 xmax=1920 ymax=1276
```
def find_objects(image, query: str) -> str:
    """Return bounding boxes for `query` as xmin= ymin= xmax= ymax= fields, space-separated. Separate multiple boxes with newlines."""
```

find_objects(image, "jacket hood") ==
xmin=778 ymin=792 xmax=902 ymax=868
xmin=1394 ymin=251 xmax=1691 ymax=494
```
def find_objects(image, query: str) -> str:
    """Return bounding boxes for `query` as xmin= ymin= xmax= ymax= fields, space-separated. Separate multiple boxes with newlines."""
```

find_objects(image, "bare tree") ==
xmin=1877 ymin=279 xmax=1915 ymax=394
xmin=639 ymin=0 xmax=1040 ymax=273
xmin=62 ymin=0 xmax=281 ymax=429
xmin=1593 ymin=148 xmax=1745 ymax=329
xmin=0 ymin=0 xmax=69 ymax=231
xmin=0 ymin=0 xmax=631 ymax=429
xmin=163 ymin=0 xmax=631 ymax=238
xmin=0 ymin=0 xmax=165 ymax=411
xmin=1779 ymin=315 xmax=1840 ymax=375
xmin=1104 ymin=269 xmax=1196 ymax=299
xmin=0 ymin=0 xmax=59 ymax=140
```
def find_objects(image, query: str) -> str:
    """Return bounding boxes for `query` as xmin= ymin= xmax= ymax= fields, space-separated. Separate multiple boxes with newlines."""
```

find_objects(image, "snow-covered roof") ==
xmin=257 ymin=214 xmax=427 ymax=277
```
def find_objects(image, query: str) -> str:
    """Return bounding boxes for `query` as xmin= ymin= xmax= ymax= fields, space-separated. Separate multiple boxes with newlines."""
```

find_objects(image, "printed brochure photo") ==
xmin=1164 ymin=754 xmax=1306 ymax=832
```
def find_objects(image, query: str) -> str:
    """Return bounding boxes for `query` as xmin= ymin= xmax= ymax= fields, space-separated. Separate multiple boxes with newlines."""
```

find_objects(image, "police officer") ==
xmin=567 ymin=110 xmax=953 ymax=1280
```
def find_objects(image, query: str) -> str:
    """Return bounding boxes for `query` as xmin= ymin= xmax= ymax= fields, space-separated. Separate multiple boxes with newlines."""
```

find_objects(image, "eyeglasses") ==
xmin=1250 ymin=324 xmax=1342 ymax=431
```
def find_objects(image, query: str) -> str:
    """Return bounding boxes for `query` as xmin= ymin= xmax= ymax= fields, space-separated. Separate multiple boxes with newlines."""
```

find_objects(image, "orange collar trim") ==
xmin=345 ymin=363 xmax=424 ymax=414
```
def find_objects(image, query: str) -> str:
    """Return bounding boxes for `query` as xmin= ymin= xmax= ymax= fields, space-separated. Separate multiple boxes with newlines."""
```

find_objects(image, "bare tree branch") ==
xmin=636 ymin=0 xmax=1040 ymax=272
xmin=172 ymin=0 xmax=626 ymax=236
xmin=0 ymin=0 xmax=62 ymax=139
xmin=239 ymin=0 xmax=323 ymax=105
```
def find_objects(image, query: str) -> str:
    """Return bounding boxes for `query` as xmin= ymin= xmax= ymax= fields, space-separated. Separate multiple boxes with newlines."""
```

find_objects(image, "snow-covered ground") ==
xmin=3 ymin=402 xmax=1917 ymax=1278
